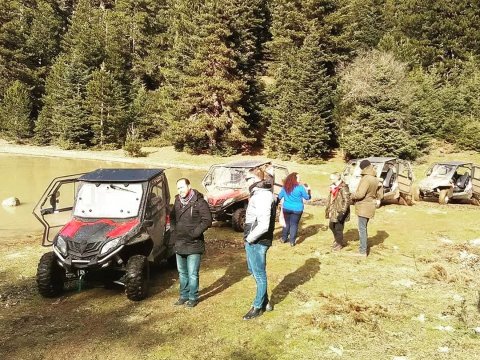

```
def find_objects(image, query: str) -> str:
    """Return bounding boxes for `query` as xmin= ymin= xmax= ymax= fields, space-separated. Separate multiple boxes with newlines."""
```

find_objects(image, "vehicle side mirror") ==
xmin=49 ymin=191 xmax=60 ymax=208
xmin=204 ymin=176 xmax=212 ymax=186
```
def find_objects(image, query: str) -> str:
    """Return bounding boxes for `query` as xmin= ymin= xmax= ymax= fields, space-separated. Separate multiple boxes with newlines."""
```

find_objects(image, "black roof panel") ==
xmin=79 ymin=169 xmax=164 ymax=183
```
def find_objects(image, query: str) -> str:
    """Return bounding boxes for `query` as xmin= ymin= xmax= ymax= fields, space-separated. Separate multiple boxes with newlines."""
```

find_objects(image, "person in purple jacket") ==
xmin=278 ymin=172 xmax=311 ymax=246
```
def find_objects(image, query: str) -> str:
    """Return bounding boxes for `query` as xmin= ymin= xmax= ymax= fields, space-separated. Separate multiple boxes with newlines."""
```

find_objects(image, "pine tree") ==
xmin=165 ymin=0 xmax=252 ymax=154
xmin=0 ymin=80 xmax=32 ymax=141
xmin=61 ymin=0 xmax=105 ymax=69
xmin=226 ymin=0 xmax=270 ymax=138
xmin=382 ymin=0 xmax=480 ymax=72
xmin=86 ymin=67 xmax=127 ymax=147
xmin=337 ymin=50 xmax=417 ymax=159
xmin=264 ymin=0 xmax=344 ymax=159
xmin=114 ymin=0 xmax=170 ymax=88
xmin=0 ymin=0 xmax=32 ymax=97
xmin=24 ymin=1 xmax=65 ymax=106
xmin=36 ymin=56 xmax=91 ymax=147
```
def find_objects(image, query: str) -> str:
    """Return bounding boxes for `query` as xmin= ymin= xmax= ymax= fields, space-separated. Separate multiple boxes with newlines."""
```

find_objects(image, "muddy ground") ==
xmin=1 ymin=199 xmax=480 ymax=360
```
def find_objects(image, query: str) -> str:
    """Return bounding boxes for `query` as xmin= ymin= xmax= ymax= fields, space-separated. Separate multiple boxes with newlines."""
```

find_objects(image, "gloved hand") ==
xmin=336 ymin=211 xmax=345 ymax=222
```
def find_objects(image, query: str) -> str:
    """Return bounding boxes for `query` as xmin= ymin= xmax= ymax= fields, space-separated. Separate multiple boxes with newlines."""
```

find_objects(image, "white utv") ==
xmin=416 ymin=161 xmax=480 ymax=205
xmin=343 ymin=157 xmax=415 ymax=206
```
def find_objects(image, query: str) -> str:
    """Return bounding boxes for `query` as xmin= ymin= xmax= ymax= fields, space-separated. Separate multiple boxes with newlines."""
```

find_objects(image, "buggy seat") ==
xmin=454 ymin=172 xmax=470 ymax=192
xmin=382 ymin=168 xmax=395 ymax=191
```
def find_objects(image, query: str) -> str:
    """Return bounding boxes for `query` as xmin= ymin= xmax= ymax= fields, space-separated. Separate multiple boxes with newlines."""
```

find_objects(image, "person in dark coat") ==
xmin=325 ymin=172 xmax=351 ymax=251
xmin=170 ymin=178 xmax=212 ymax=307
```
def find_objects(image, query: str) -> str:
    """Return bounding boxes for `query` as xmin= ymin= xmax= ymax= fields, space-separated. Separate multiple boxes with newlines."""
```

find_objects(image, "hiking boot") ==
xmin=174 ymin=298 xmax=188 ymax=306
xmin=263 ymin=302 xmax=274 ymax=312
xmin=262 ymin=297 xmax=273 ymax=312
xmin=185 ymin=299 xmax=199 ymax=308
xmin=290 ymin=242 xmax=296 ymax=247
xmin=243 ymin=307 xmax=263 ymax=320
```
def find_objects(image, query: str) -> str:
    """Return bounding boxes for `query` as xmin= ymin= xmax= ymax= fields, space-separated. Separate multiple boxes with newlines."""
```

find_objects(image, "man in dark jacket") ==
xmin=171 ymin=178 xmax=212 ymax=307
xmin=351 ymin=160 xmax=380 ymax=257
xmin=242 ymin=168 xmax=276 ymax=320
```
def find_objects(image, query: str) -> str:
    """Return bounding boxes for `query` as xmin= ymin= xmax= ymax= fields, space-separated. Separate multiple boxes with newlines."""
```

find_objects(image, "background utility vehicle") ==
xmin=33 ymin=168 xmax=172 ymax=301
xmin=343 ymin=157 xmax=415 ymax=205
xmin=202 ymin=160 xmax=289 ymax=231
xmin=416 ymin=161 xmax=480 ymax=205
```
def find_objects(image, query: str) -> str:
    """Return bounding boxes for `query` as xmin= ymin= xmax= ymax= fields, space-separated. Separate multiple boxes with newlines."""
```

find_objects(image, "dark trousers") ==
xmin=282 ymin=209 xmax=303 ymax=245
xmin=329 ymin=220 xmax=345 ymax=247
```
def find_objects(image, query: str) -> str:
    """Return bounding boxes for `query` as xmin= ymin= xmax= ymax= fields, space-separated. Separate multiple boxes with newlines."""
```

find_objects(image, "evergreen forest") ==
xmin=1 ymin=0 xmax=480 ymax=159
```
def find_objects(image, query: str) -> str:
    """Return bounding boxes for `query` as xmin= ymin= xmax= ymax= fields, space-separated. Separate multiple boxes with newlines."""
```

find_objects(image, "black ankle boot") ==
xmin=262 ymin=297 xmax=273 ymax=312
xmin=243 ymin=307 xmax=262 ymax=320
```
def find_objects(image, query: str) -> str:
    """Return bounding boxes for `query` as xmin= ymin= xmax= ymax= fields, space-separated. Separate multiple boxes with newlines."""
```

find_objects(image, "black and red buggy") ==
xmin=202 ymin=160 xmax=288 ymax=232
xmin=33 ymin=169 xmax=173 ymax=301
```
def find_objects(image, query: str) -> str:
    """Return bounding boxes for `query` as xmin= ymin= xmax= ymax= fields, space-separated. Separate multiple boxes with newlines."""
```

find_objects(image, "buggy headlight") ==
xmin=54 ymin=236 xmax=67 ymax=256
xmin=100 ymin=238 xmax=121 ymax=256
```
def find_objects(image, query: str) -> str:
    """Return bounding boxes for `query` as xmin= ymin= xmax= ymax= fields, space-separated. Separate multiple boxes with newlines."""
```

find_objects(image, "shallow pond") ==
xmin=0 ymin=154 xmax=205 ymax=237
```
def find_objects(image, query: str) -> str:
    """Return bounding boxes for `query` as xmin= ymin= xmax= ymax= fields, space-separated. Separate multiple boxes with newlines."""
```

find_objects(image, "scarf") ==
xmin=329 ymin=183 xmax=341 ymax=199
xmin=179 ymin=190 xmax=194 ymax=206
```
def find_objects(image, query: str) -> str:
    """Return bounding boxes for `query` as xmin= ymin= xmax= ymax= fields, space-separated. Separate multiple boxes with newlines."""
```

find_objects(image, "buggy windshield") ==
xmin=428 ymin=164 xmax=455 ymax=177
xmin=207 ymin=167 xmax=249 ymax=190
xmin=73 ymin=182 xmax=143 ymax=219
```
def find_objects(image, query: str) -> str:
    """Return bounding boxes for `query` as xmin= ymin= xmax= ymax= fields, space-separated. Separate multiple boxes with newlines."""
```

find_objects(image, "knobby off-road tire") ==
xmin=439 ymin=189 xmax=450 ymax=205
xmin=36 ymin=252 xmax=65 ymax=298
xmin=400 ymin=193 xmax=414 ymax=206
xmin=413 ymin=186 xmax=421 ymax=202
xmin=232 ymin=208 xmax=246 ymax=232
xmin=125 ymin=255 xmax=150 ymax=301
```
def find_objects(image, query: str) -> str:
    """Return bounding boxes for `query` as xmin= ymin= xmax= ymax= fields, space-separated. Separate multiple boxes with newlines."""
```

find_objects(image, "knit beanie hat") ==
xmin=359 ymin=159 xmax=371 ymax=170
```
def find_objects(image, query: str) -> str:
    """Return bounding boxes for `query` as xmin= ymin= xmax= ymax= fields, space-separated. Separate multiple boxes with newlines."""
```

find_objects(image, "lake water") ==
xmin=0 ymin=153 xmax=206 ymax=237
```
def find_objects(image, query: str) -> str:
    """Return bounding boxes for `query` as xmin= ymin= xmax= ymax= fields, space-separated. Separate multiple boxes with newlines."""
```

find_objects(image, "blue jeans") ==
xmin=282 ymin=209 xmax=303 ymax=244
xmin=245 ymin=242 xmax=269 ymax=309
xmin=176 ymin=254 xmax=201 ymax=301
xmin=358 ymin=216 xmax=369 ymax=254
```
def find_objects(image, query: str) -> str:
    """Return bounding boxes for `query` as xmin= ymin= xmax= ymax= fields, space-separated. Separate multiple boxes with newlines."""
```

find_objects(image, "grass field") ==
xmin=1 ymin=145 xmax=480 ymax=360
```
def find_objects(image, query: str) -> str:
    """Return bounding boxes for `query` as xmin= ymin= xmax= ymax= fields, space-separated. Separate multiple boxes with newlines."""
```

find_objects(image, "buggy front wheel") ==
xmin=125 ymin=255 xmax=150 ymax=301
xmin=36 ymin=252 xmax=65 ymax=298
xmin=232 ymin=208 xmax=246 ymax=232
xmin=439 ymin=189 xmax=450 ymax=205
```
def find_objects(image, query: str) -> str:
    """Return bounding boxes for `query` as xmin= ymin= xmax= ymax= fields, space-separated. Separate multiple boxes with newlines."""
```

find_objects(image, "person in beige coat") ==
xmin=350 ymin=159 xmax=381 ymax=257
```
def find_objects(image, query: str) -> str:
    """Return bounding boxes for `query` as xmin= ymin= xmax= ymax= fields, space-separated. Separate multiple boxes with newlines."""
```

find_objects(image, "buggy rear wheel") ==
xmin=400 ymin=193 xmax=413 ymax=206
xmin=232 ymin=208 xmax=246 ymax=232
xmin=125 ymin=255 xmax=150 ymax=301
xmin=36 ymin=252 xmax=65 ymax=298
xmin=439 ymin=189 xmax=450 ymax=204
xmin=413 ymin=186 xmax=421 ymax=202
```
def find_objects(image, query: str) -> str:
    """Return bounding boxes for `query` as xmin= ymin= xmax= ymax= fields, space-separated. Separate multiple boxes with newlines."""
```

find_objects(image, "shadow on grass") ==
xmin=367 ymin=230 xmax=389 ymax=253
xmin=296 ymin=224 xmax=325 ymax=245
xmin=199 ymin=260 xmax=249 ymax=302
xmin=342 ymin=228 xmax=389 ymax=254
xmin=344 ymin=229 xmax=358 ymax=244
xmin=270 ymin=258 xmax=320 ymax=306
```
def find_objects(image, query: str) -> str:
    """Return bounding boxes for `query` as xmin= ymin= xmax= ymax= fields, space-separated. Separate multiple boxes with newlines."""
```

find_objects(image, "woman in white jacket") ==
xmin=242 ymin=168 xmax=276 ymax=320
